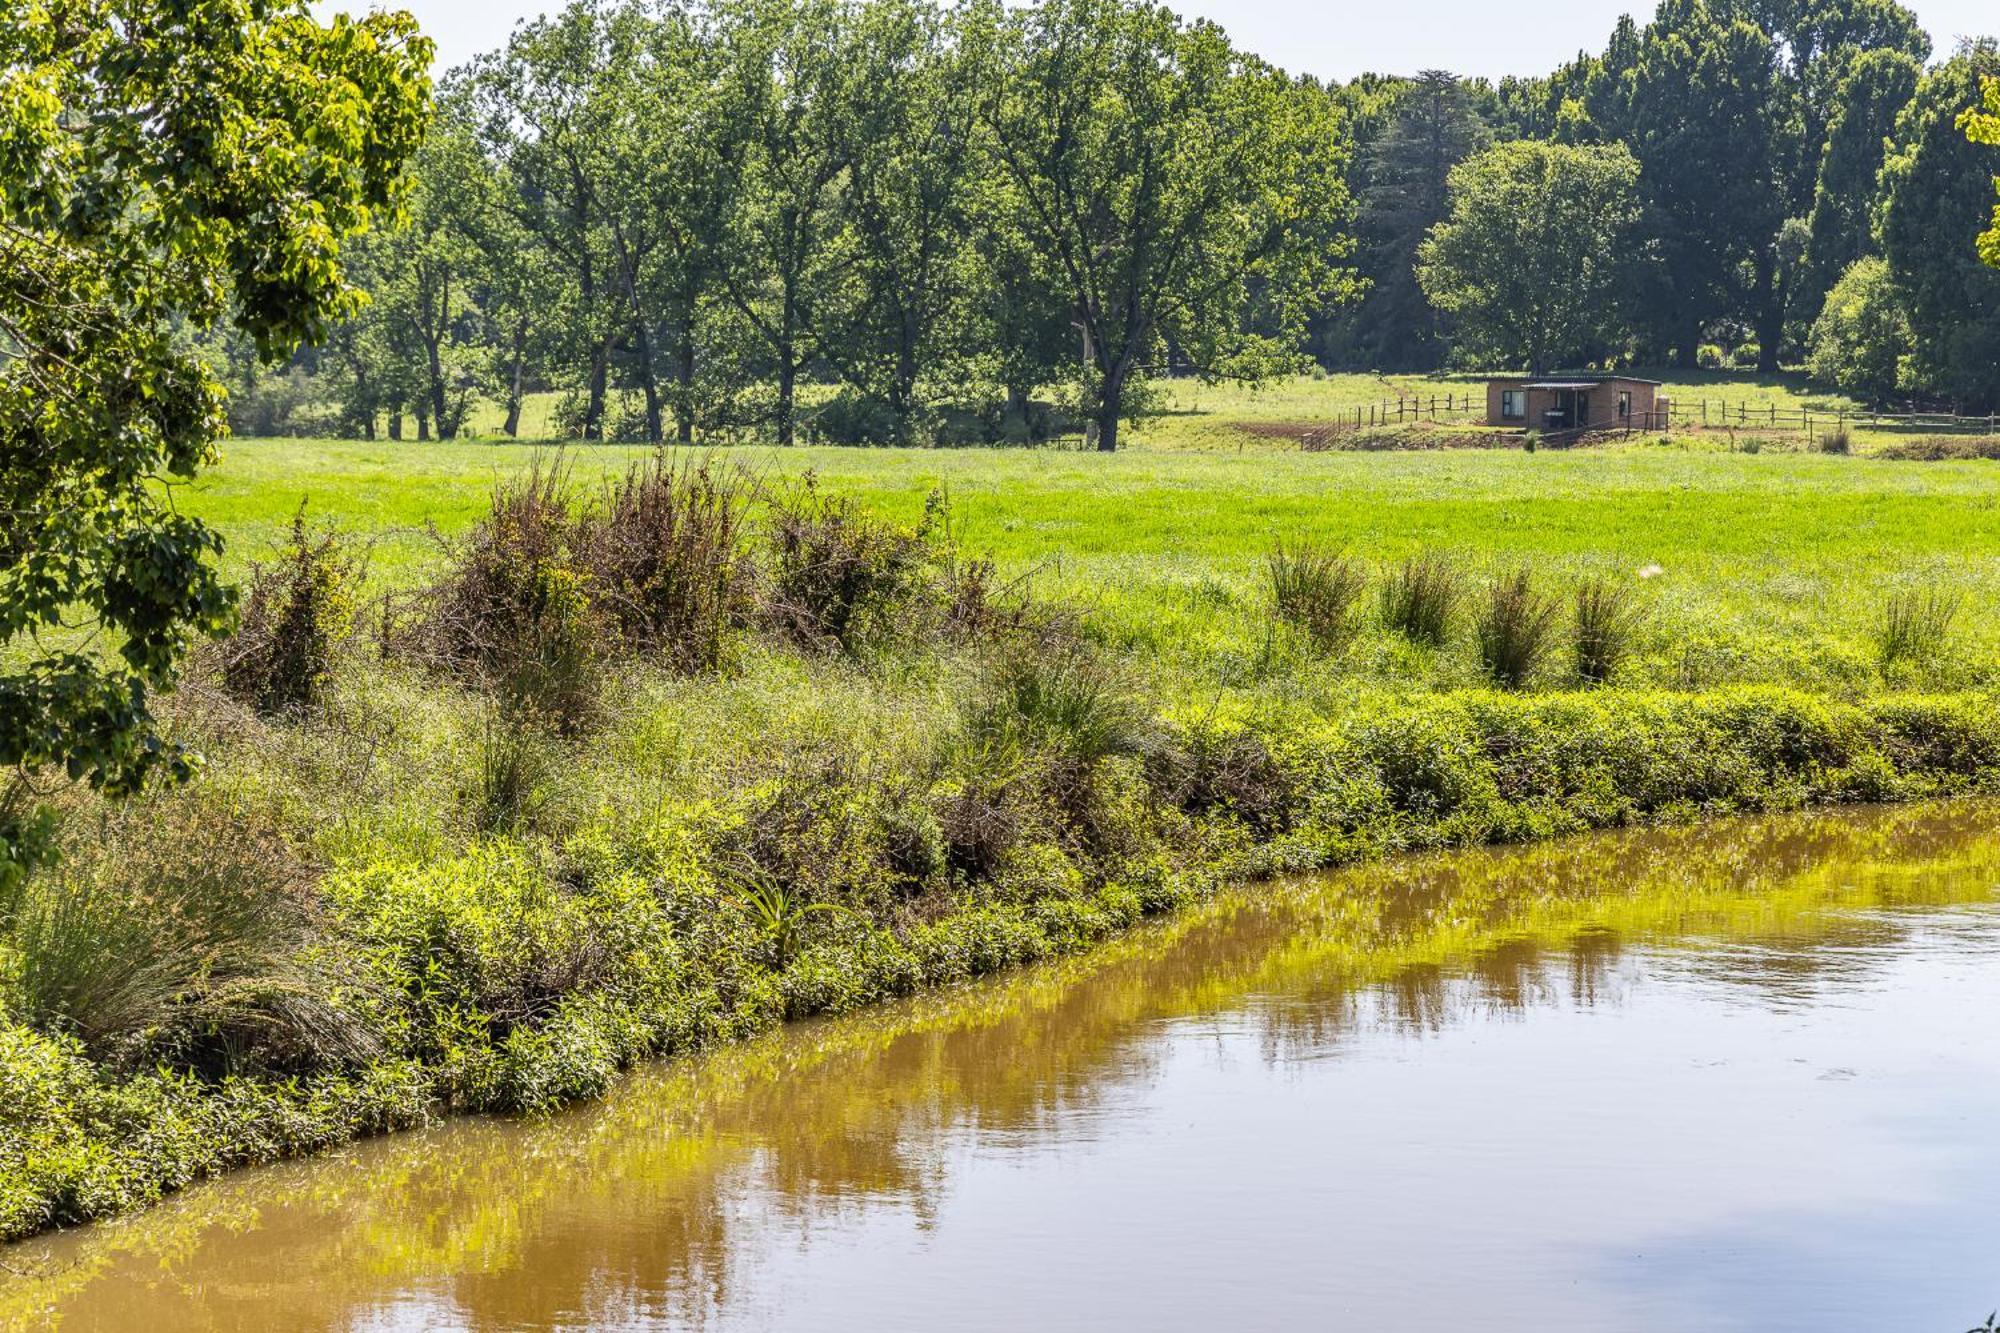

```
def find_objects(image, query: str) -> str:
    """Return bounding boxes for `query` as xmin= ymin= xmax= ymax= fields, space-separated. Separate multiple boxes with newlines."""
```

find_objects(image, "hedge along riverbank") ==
xmin=4 ymin=684 xmax=1999 ymax=1241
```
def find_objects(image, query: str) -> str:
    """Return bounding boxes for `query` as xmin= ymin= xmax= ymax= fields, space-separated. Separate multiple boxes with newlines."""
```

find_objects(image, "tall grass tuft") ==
xmin=1268 ymin=541 xmax=1367 ymax=651
xmin=1379 ymin=552 xmax=1463 ymax=647
xmin=584 ymin=453 xmax=753 ymax=674
xmin=1573 ymin=576 xmax=1641 ymax=685
xmin=1476 ymin=566 xmax=1561 ymax=688
xmin=9 ymin=799 xmax=373 ymax=1073
xmin=1878 ymin=584 xmax=1962 ymax=666
xmin=220 ymin=505 xmax=357 ymax=715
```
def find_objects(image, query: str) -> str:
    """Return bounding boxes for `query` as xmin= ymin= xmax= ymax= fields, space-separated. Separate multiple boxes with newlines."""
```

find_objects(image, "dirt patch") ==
xmin=1234 ymin=421 xmax=1515 ymax=452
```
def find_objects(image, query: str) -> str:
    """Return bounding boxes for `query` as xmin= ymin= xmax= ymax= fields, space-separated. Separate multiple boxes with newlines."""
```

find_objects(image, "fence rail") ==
xmin=1301 ymin=392 xmax=2000 ymax=441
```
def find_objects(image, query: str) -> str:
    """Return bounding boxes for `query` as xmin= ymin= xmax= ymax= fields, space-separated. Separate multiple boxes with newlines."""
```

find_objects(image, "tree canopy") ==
xmin=0 ymin=0 xmax=430 ymax=888
xmin=1417 ymin=141 xmax=1643 ymax=375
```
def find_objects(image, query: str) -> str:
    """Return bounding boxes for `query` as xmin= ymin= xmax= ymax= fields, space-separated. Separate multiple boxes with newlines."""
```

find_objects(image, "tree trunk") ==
xmin=634 ymin=319 xmax=663 ymax=444
xmin=417 ymin=412 xmax=431 ymax=443
xmin=502 ymin=321 xmax=527 ymax=438
xmin=388 ymin=409 xmax=403 ymax=442
xmin=777 ymin=346 xmax=797 ymax=447
xmin=675 ymin=325 xmax=696 ymax=446
xmin=1754 ymin=257 xmax=1784 ymax=374
xmin=1677 ymin=317 xmax=1702 ymax=371
xmin=584 ymin=331 xmax=611 ymax=442
xmin=428 ymin=344 xmax=452 ymax=441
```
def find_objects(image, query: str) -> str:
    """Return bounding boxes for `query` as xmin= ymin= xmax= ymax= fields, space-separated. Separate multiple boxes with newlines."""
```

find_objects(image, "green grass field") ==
xmin=200 ymin=435 xmax=2000 ymax=699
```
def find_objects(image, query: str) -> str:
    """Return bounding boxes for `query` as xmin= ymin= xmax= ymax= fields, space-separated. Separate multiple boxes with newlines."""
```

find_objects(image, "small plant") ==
xmin=1818 ymin=426 xmax=1852 ymax=455
xmin=1573 ymin=575 xmax=1641 ymax=685
xmin=1878 ymin=584 xmax=1962 ymax=667
xmin=732 ymin=868 xmax=853 ymax=968
xmin=1268 ymin=540 xmax=1367 ymax=652
xmin=9 ymin=799 xmax=372 ymax=1072
xmin=474 ymin=712 xmax=557 ymax=834
xmin=1379 ymin=552 xmax=1463 ymax=647
xmin=1476 ymin=565 xmax=1561 ymax=688
xmin=221 ymin=505 xmax=357 ymax=715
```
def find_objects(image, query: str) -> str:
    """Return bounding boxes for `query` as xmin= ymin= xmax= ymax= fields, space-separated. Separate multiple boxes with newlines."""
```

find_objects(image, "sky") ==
xmin=383 ymin=0 xmax=2000 ymax=83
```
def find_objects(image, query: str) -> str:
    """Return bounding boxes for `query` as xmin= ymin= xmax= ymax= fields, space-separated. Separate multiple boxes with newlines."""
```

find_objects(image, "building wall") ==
xmin=1485 ymin=379 xmax=1661 ymax=429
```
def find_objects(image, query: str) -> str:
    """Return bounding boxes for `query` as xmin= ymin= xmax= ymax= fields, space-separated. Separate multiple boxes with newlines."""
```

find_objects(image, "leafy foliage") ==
xmin=1417 ymin=141 xmax=1641 ymax=374
xmin=0 ymin=0 xmax=429 ymax=885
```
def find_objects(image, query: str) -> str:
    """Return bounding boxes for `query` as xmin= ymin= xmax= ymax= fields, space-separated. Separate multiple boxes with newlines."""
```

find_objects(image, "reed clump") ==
xmin=1268 ymin=541 xmax=1367 ymax=651
xmin=1379 ymin=552 xmax=1463 ymax=647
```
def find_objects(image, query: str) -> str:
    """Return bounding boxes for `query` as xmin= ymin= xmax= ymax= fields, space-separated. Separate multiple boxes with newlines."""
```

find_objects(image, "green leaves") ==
xmin=0 ymin=0 xmax=430 ymax=881
xmin=1965 ymin=76 xmax=2000 ymax=270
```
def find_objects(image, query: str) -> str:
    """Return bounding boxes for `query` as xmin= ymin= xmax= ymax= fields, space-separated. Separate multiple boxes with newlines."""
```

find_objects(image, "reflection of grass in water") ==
xmin=8 ymin=798 xmax=2000 ymax=1331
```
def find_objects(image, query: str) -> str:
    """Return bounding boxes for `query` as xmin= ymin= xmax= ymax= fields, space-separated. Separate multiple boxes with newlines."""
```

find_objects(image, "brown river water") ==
xmin=6 ymin=800 xmax=2000 ymax=1331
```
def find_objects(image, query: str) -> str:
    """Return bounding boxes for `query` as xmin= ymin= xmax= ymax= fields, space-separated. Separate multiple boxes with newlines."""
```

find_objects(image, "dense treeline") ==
xmin=218 ymin=0 xmax=2000 ymax=443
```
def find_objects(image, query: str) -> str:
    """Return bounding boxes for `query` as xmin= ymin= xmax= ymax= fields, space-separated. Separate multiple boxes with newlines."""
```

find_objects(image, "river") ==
xmin=6 ymin=801 xmax=1999 ymax=1331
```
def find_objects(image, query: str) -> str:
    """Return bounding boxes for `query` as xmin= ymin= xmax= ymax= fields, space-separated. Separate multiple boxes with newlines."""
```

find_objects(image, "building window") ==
xmin=1618 ymin=391 xmax=1632 ymax=420
xmin=1501 ymin=390 xmax=1526 ymax=421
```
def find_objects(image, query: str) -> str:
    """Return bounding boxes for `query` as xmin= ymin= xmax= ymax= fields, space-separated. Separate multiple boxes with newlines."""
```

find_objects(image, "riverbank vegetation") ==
xmin=7 ymin=446 xmax=2000 ymax=1239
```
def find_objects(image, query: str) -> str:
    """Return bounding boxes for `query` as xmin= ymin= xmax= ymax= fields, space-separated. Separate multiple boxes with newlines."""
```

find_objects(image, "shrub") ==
xmin=1807 ymin=257 xmax=1912 ymax=404
xmin=765 ymin=474 xmax=936 ymax=653
xmin=220 ymin=507 xmax=356 ymax=715
xmin=1476 ymin=566 xmax=1561 ymax=688
xmin=1878 ymin=585 xmax=1961 ymax=666
xmin=1379 ymin=552 xmax=1463 ymax=647
xmin=1574 ymin=576 xmax=1641 ymax=685
xmin=425 ymin=461 xmax=604 ymax=733
xmin=1268 ymin=541 xmax=1367 ymax=651
xmin=1697 ymin=343 xmax=1728 ymax=370
xmin=1818 ymin=427 xmax=1852 ymax=455
xmin=583 ymin=453 xmax=753 ymax=674
xmin=1731 ymin=340 xmax=1761 ymax=369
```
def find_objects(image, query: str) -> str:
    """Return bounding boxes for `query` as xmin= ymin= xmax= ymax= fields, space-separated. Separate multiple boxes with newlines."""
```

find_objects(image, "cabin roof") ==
xmin=1489 ymin=373 xmax=1664 ymax=388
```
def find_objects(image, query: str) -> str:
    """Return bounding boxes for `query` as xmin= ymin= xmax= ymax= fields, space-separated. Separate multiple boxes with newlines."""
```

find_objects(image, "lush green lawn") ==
xmin=201 ymin=435 xmax=2000 ymax=698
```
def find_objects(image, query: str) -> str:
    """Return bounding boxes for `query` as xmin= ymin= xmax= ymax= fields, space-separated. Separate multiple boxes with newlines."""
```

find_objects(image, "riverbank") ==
xmin=8 ymin=798 xmax=1998 ymax=1328
xmin=5 ymin=448 xmax=2000 ymax=1241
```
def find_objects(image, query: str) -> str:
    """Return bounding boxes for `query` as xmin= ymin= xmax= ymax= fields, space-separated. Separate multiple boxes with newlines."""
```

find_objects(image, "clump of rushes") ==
xmin=1573 ymin=575 xmax=1641 ymax=685
xmin=1818 ymin=427 xmax=1852 ymax=455
xmin=1476 ymin=566 xmax=1561 ymax=688
xmin=1268 ymin=540 xmax=1367 ymax=651
xmin=584 ymin=452 xmax=753 ymax=674
xmin=220 ymin=505 xmax=356 ymax=715
xmin=1878 ymin=584 xmax=1962 ymax=667
xmin=1379 ymin=551 xmax=1462 ymax=646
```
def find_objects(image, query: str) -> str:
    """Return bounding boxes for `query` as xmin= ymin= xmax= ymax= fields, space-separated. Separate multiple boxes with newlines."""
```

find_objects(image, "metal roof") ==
xmin=1488 ymin=373 xmax=1665 ymax=387
xmin=1523 ymin=381 xmax=1601 ymax=390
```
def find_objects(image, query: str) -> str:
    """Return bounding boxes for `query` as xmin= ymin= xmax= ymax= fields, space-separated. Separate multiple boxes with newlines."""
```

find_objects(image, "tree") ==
xmin=1806 ymin=256 xmax=1912 ymax=401
xmin=1796 ymin=47 xmax=1923 ymax=325
xmin=833 ymin=0 xmax=987 ymax=440
xmin=1878 ymin=44 xmax=2000 ymax=408
xmin=1966 ymin=75 xmax=2000 ymax=270
xmin=0 ymin=0 xmax=428 ymax=889
xmin=980 ymin=0 xmax=1354 ymax=451
xmin=1618 ymin=0 xmax=1787 ymax=368
xmin=1417 ymin=141 xmax=1643 ymax=375
xmin=1350 ymin=71 xmax=1492 ymax=369
xmin=715 ymin=0 xmax=863 ymax=447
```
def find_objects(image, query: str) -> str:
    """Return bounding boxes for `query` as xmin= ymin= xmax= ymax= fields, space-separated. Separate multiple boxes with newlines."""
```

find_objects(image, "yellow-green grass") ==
xmin=199 ymin=436 xmax=2000 ymax=701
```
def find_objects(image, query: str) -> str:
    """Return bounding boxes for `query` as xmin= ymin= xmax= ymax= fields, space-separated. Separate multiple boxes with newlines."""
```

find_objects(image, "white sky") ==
xmin=375 ymin=0 xmax=2000 ymax=83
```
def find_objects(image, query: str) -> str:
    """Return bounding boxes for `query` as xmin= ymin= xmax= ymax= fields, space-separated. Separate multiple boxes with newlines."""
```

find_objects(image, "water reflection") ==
xmin=7 ymin=801 xmax=2000 ymax=1331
